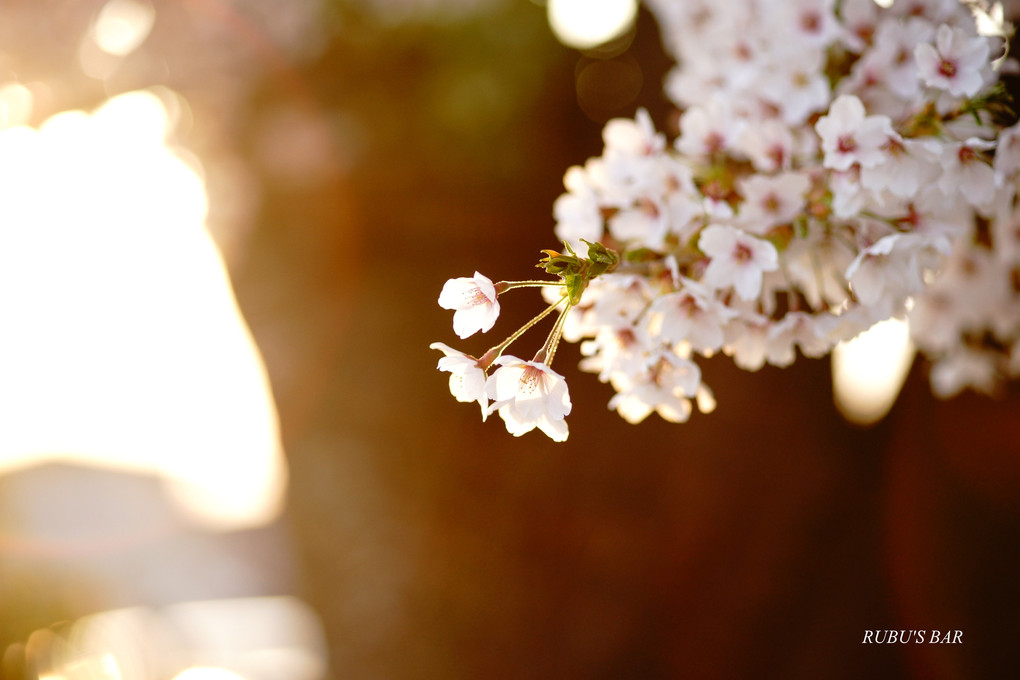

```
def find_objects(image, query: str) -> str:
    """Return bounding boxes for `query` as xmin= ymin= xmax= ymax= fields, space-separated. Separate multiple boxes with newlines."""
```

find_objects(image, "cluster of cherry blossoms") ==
xmin=433 ymin=0 xmax=1020 ymax=441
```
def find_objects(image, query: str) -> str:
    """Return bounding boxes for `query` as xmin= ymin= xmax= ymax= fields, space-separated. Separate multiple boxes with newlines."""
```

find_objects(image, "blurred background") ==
xmin=0 ymin=1 xmax=1018 ymax=678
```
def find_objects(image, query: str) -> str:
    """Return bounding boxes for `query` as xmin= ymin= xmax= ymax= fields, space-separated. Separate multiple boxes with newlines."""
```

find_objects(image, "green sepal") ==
xmin=536 ymin=240 xmax=620 ymax=304
xmin=537 ymin=249 xmax=579 ymax=276
xmin=564 ymin=273 xmax=587 ymax=304
xmin=582 ymin=239 xmax=620 ymax=277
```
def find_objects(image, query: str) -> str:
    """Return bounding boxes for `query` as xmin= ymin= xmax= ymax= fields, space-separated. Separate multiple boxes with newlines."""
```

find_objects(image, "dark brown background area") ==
xmin=2 ymin=2 xmax=1019 ymax=678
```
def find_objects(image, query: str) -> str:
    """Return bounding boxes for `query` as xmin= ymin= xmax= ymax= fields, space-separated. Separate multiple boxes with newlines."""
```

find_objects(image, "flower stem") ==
xmin=495 ymin=280 xmax=567 ymax=294
xmin=478 ymin=295 xmax=567 ymax=369
xmin=533 ymin=301 xmax=573 ymax=366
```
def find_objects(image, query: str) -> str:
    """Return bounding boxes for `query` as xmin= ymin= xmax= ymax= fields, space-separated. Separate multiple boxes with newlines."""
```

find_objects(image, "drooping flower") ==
xmin=430 ymin=342 xmax=489 ymax=418
xmin=486 ymin=355 xmax=572 ymax=441
xmin=438 ymin=271 xmax=500 ymax=339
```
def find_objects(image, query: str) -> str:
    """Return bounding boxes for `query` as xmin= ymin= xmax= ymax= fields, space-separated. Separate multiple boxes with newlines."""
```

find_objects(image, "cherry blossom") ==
xmin=675 ymin=96 xmax=744 ymax=160
xmin=815 ymin=95 xmax=893 ymax=171
xmin=937 ymin=138 xmax=997 ymax=208
xmin=438 ymin=271 xmax=500 ymax=338
xmin=429 ymin=343 xmax=489 ymax=417
xmin=915 ymin=24 xmax=991 ymax=98
xmin=736 ymin=172 xmax=810 ymax=234
xmin=486 ymin=356 xmax=572 ymax=441
xmin=698 ymin=225 xmax=779 ymax=301
xmin=859 ymin=135 xmax=940 ymax=199
xmin=607 ymin=347 xmax=703 ymax=424
xmin=431 ymin=0 xmax=1020 ymax=439
xmin=647 ymin=277 xmax=736 ymax=353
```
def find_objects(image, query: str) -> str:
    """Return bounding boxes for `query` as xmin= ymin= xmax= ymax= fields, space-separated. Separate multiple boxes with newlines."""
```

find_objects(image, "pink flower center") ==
xmin=762 ymin=193 xmax=781 ymax=214
xmin=733 ymin=242 xmax=754 ymax=263
xmin=898 ymin=203 xmax=921 ymax=229
xmin=883 ymin=136 xmax=906 ymax=156
xmin=939 ymin=59 xmax=957 ymax=78
xmin=704 ymin=131 xmax=725 ymax=154
xmin=639 ymin=198 xmax=660 ymax=217
xmin=800 ymin=11 xmax=821 ymax=34
xmin=469 ymin=287 xmax=492 ymax=305
xmin=680 ymin=295 xmax=700 ymax=316
xmin=767 ymin=144 xmax=786 ymax=168
xmin=519 ymin=366 xmax=545 ymax=395
xmin=837 ymin=134 xmax=857 ymax=154
xmin=958 ymin=145 xmax=978 ymax=164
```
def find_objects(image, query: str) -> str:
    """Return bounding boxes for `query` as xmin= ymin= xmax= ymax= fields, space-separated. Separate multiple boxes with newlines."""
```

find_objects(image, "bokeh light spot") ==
xmin=547 ymin=0 xmax=637 ymax=50
xmin=832 ymin=317 xmax=915 ymax=425
xmin=0 ymin=90 xmax=287 ymax=531
xmin=94 ymin=0 xmax=156 ymax=57
xmin=173 ymin=669 xmax=247 ymax=680
xmin=0 ymin=83 xmax=34 ymax=130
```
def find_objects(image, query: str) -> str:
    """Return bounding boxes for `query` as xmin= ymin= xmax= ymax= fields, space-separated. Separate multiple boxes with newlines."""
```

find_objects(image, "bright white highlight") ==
xmin=24 ymin=598 xmax=325 ymax=680
xmin=832 ymin=317 xmax=915 ymax=425
xmin=163 ymin=597 xmax=328 ymax=680
xmin=0 ymin=90 xmax=286 ymax=530
xmin=974 ymin=2 xmax=1007 ymax=38
xmin=0 ymin=82 xmax=33 ymax=129
xmin=93 ymin=0 xmax=156 ymax=56
xmin=547 ymin=0 xmax=637 ymax=49
xmin=173 ymin=669 xmax=247 ymax=680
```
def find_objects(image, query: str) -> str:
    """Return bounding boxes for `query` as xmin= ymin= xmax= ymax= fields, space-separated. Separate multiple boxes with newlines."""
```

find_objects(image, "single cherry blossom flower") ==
xmin=915 ymin=24 xmax=990 ymax=98
xmin=993 ymin=122 xmax=1020 ymax=179
xmin=738 ymin=119 xmax=796 ymax=172
xmin=608 ymin=198 xmax=670 ymax=250
xmin=766 ymin=311 xmax=832 ymax=365
xmin=553 ymin=165 xmax=605 ymax=249
xmin=698 ymin=224 xmax=779 ymax=301
xmin=486 ymin=356 xmax=572 ymax=441
xmin=579 ymin=324 xmax=651 ymax=385
xmin=815 ymin=94 xmax=893 ymax=171
xmin=722 ymin=315 xmax=771 ymax=371
xmin=775 ymin=0 xmax=840 ymax=48
xmin=844 ymin=233 xmax=944 ymax=315
xmin=751 ymin=43 xmax=831 ymax=125
xmin=430 ymin=342 xmax=489 ymax=418
xmin=930 ymin=347 xmax=998 ymax=398
xmin=647 ymin=277 xmax=737 ymax=353
xmin=607 ymin=347 xmax=702 ymax=424
xmin=603 ymin=108 xmax=665 ymax=158
xmin=838 ymin=0 xmax=881 ymax=53
xmin=890 ymin=0 xmax=960 ymax=25
xmin=438 ymin=271 xmax=500 ymax=339
xmin=736 ymin=171 xmax=810 ymax=234
xmin=859 ymin=135 xmax=941 ymax=199
xmin=937 ymin=138 xmax=997 ymax=208
xmin=675 ymin=96 xmax=745 ymax=160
